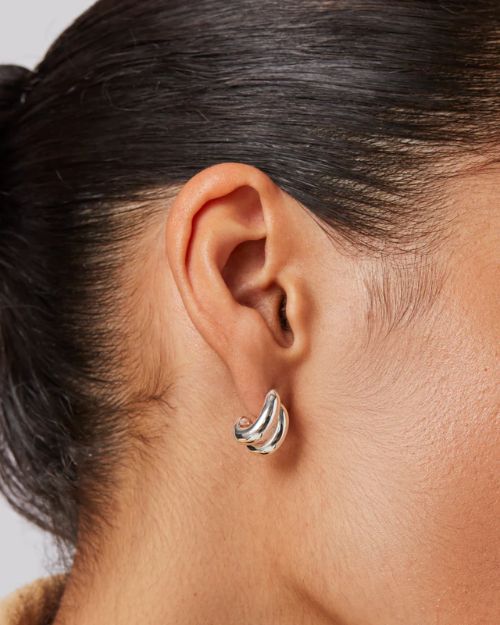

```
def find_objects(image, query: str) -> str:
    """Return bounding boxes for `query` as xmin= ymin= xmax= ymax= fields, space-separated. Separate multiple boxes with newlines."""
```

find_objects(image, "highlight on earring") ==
xmin=234 ymin=388 xmax=289 ymax=455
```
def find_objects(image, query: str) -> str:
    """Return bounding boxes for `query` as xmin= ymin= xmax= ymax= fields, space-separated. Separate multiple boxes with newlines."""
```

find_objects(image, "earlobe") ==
xmin=164 ymin=162 xmax=309 ymax=416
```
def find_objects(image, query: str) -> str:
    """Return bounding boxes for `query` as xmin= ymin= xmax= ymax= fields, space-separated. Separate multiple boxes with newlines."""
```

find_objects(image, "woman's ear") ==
xmin=164 ymin=162 xmax=311 ymax=419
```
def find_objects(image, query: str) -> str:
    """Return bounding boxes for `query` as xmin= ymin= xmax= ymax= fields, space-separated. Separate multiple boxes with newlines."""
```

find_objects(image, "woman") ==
xmin=0 ymin=1 xmax=498 ymax=623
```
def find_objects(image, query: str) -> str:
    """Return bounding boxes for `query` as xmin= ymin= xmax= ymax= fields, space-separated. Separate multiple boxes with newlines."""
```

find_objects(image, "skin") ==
xmin=52 ymin=161 xmax=499 ymax=625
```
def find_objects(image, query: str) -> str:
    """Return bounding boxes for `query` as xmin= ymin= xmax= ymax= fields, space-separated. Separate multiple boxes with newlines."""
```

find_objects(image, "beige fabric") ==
xmin=0 ymin=576 xmax=66 ymax=625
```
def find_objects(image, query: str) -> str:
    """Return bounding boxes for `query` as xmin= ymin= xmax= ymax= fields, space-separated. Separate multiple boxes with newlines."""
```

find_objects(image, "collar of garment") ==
xmin=0 ymin=575 xmax=66 ymax=625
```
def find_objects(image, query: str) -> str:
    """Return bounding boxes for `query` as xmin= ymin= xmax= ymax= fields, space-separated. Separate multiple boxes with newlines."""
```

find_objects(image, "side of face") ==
xmin=162 ymin=161 xmax=498 ymax=625
xmin=283 ymin=167 xmax=500 ymax=624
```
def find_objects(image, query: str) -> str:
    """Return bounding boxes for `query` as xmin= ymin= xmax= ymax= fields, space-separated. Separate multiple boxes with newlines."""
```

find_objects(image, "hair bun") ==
xmin=0 ymin=64 xmax=32 ymax=132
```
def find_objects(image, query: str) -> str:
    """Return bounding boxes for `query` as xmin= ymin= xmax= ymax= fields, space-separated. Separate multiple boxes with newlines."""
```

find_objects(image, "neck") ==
xmin=51 ymin=416 xmax=334 ymax=625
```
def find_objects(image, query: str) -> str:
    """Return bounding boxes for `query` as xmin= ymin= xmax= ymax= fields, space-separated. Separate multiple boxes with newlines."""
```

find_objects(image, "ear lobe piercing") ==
xmin=234 ymin=389 xmax=289 ymax=454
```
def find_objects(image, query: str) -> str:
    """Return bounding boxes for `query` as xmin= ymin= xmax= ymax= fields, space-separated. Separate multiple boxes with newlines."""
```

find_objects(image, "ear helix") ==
xmin=234 ymin=389 xmax=289 ymax=455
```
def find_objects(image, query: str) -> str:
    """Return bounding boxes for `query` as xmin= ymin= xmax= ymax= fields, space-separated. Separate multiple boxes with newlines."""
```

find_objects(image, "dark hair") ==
xmin=0 ymin=0 xmax=498 ymax=563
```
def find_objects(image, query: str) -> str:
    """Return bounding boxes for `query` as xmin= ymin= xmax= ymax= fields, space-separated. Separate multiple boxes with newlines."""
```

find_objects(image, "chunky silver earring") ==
xmin=234 ymin=389 xmax=289 ymax=455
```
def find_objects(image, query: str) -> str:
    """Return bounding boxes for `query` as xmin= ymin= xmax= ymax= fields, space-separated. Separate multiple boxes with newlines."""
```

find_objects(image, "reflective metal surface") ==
xmin=234 ymin=389 xmax=289 ymax=455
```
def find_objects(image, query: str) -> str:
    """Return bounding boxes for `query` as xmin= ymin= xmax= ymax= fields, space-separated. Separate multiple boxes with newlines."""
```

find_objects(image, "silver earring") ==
xmin=234 ymin=389 xmax=289 ymax=455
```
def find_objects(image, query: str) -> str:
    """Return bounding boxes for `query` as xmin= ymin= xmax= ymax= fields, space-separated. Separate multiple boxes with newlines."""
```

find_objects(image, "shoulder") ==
xmin=0 ymin=575 xmax=66 ymax=625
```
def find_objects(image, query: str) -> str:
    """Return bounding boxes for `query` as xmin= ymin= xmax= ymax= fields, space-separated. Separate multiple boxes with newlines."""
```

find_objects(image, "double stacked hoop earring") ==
xmin=234 ymin=389 xmax=289 ymax=455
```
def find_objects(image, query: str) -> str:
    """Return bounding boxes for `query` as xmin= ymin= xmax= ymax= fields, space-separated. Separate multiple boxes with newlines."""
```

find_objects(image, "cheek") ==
xmin=360 ymin=328 xmax=498 ymax=619
xmin=296 ymin=303 xmax=499 ymax=622
xmin=400 ymin=303 xmax=499 ymax=581
xmin=405 ymin=380 xmax=500 ymax=614
xmin=354 ymin=392 xmax=499 ymax=617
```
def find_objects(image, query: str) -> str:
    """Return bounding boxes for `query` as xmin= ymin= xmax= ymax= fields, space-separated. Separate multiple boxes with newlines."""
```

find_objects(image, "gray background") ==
xmin=0 ymin=0 xmax=95 ymax=599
